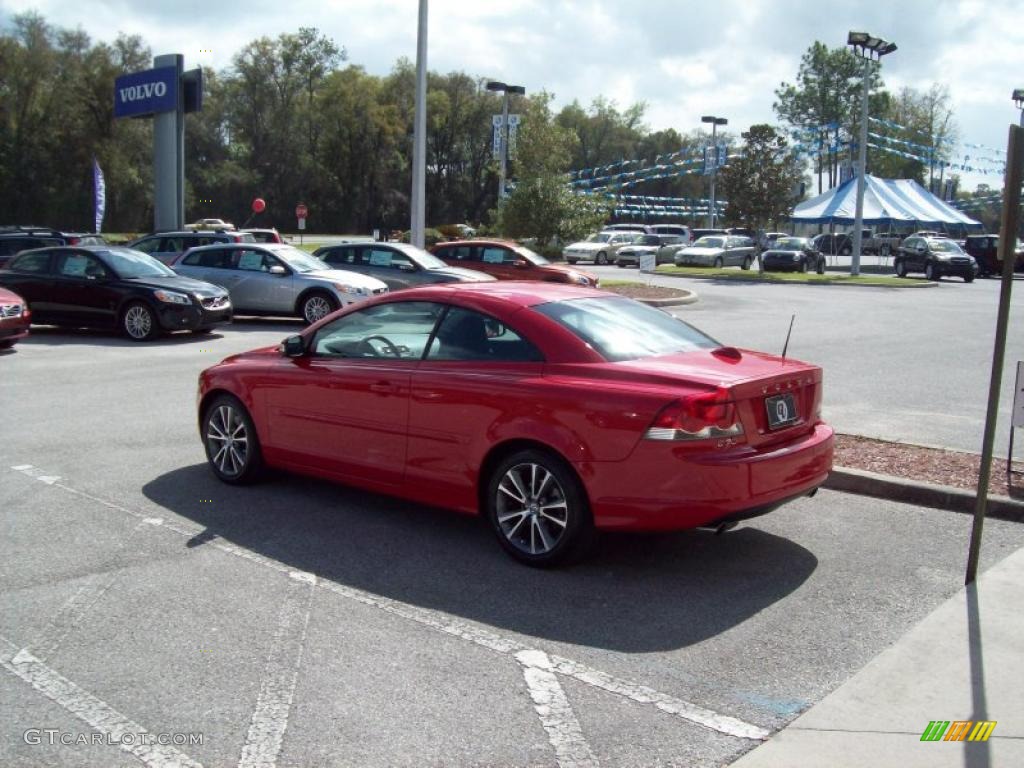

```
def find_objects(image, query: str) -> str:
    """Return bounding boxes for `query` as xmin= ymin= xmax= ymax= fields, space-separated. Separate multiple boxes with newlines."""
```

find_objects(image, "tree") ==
xmin=719 ymin=124 xmax=803 ymax=231
xmin=496 ymin=92 xmax=610 ymax=246
xmin=869 ymin=85 xmax=958 ymax=187
xmin=774 ymin=42 xmax=882 ymax=193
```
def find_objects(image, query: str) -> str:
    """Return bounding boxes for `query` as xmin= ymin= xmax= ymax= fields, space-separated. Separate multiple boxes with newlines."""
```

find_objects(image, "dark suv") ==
xmin=895 ymin=236 xmax=977 ymax=282
xmin=0 ymin=227 xmax=70 ymax=268
xmin=129 ymin=230 xmax=255 ymax=265
xmin=811 ymin=233 xmax=853 ymax=256
xmin=962 ymin=234 xmax=1024 ymax=277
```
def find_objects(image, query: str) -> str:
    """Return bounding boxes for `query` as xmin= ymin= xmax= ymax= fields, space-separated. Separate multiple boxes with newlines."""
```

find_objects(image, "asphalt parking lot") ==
xmin=3 ymin=306 xmax=1024 ymax=767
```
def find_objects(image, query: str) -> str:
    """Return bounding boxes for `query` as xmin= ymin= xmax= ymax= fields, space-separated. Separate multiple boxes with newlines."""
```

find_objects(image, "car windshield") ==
xmin=928 ymin=239 xmax=964 ymax=253
xmin=101 ymin=248 xmax=177 ymax=278
xmin=391 ymin=242 xmax=447 ymax=269
xmin=514 ymin=246 xmax=550 ymax=265
xmin=535 ymin=296 xmax=718 ymax=362
xmin=268 ymin=245 xmax=331 ymax=273
xmin=693 ymin=237 xmax=725 ymax=248
xmin=586 ymin=233 xmax=612 ymax=243
xmin=775 ymin=238 xmax=806 ymax=249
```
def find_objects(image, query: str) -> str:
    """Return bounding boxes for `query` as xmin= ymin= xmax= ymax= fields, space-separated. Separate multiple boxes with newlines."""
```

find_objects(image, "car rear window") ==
xmin=9 ymin=251 xmax=54 ymax=273
xmin=534 ymin=296 xmax=718 ymax=362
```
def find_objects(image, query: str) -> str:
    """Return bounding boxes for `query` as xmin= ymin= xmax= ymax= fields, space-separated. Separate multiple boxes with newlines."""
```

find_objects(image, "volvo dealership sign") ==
xmin=114 ymin=66 xmax=178 ymax=118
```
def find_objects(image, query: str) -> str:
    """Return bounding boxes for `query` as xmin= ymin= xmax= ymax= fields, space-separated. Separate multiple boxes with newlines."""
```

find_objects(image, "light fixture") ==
xmin=847 ymin=31 xmax=869 ymax=45
xmin=1013 ymin=89 xmax=1024 ymax=109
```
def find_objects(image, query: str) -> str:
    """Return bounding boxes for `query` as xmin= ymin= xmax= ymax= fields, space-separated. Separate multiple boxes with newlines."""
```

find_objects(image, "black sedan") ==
xmin=761 ymin=237 xmax=826 ymax=274
xmin=312 ymin=241 xmax=494 ymax=290
xmin=0 ymin=246 xmax=232 ymax=340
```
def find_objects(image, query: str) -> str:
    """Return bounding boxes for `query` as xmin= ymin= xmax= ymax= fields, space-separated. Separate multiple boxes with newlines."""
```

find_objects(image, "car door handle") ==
xmin=369 ymin=381 xmax=396 ymax=395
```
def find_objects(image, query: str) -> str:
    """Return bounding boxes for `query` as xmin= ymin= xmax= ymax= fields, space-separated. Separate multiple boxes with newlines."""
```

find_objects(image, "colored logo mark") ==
xmin=921 ymin=720 xmax=997 ymax=742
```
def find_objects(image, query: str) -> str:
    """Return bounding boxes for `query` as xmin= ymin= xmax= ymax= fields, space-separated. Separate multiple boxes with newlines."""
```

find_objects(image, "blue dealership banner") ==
xmin=93 ymin=159 xmax=106 ymax=233
xmin=114 ymin=66 xmax=178 ymax=118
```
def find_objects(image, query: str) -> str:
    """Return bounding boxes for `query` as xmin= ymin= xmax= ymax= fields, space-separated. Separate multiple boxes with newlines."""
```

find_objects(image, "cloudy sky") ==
xmin=3 ymin=0 xmax=1021 ymax=192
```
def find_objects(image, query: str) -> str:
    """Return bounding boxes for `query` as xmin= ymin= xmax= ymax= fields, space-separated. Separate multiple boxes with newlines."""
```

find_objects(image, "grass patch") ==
xmin=654 ymin=265 xmax=927 ymax=287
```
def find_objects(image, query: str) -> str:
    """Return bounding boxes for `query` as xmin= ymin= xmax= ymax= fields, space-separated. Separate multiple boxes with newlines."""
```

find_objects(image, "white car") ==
xmin=562 ymin=231 xmax=637 ymax=265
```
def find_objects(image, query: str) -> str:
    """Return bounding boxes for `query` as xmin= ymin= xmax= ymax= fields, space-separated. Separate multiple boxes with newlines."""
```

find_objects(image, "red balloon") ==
xmin=252 ymin=197 xmax=266 ymax=213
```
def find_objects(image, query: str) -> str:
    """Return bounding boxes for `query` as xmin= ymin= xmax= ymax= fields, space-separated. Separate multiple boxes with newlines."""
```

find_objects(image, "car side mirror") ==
xmin=269 ymin=265 xmax=288 ymax=276
xmin=514 ymin=259 xmax=528 ymax=267
xmin=280 ymin=335 xmax=306 ymax=357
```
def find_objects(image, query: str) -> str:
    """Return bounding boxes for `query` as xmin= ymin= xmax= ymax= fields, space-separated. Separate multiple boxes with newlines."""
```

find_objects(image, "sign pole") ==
xmin=152 ymin=54 xmax=184 ymax=231
xmin=965 ymin=123 xmax=1023 ymax=585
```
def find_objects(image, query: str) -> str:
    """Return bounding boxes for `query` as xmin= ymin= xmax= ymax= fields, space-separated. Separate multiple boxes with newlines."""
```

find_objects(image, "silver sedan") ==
xmin=673 ymin=235 xmax=757 ymax=269
xmin=172 ymin=243 xmax=388 ymax=323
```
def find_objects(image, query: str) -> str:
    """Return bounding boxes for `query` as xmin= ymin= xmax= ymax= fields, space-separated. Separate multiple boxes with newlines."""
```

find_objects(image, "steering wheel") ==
xmin=358 ymin=335 xmax=402 ymax=357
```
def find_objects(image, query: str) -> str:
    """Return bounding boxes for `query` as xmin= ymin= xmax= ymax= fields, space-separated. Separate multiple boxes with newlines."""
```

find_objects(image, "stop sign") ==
xmin=295 ymin=203 xmax=308 ymax=219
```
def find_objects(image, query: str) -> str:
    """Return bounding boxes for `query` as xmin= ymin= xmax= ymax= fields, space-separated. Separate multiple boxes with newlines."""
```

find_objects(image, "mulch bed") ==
xmin=836 ymin=433 xmax=1023 ymax=499
xmin=600 ymin=283 xmax=691 ymax=300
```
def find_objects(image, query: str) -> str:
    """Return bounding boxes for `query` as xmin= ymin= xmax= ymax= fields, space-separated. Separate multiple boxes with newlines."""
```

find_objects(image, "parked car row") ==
xmin=0 ymin=233 xmax=603 ymax=345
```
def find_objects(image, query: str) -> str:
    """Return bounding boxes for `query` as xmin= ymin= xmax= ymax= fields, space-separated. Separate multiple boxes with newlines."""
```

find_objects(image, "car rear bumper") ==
xmin=578 ymin=422 xmax=834 ymax=531
xmin=155 ymin=300 xmax=233 ymax=331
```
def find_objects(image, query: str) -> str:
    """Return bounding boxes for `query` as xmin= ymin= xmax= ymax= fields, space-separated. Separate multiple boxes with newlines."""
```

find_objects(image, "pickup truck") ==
xmin=857 ymin=229 xmax=903 ymax=256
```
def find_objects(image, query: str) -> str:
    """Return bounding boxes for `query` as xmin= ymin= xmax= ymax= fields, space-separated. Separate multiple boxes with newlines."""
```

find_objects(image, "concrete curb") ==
xmin=637 ymin=290 xmax=699 ymax=307
xmin=825 ymin=466 xmax=1024 ymax=522
xmin=648 ymin=270 xmax=938 ymax=288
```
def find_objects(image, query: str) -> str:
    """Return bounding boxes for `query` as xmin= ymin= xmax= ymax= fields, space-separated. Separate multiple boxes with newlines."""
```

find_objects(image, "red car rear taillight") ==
xmin=645 ymin=388 xmax=744 ymax=441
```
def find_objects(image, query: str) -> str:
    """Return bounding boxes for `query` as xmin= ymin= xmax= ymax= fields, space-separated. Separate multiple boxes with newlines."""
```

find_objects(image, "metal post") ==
xmin=851 ymin=55 xmax=870 ymax=277
xmin=499 ymin=91 xmax=510 ymax=199
xmin=965 ymin=123 xmax=1024 ymax=585
xmin=410 ymin=0 xmax=428 ymax=249
xmin=153 ymin=54 xmax=184 ymax=231
xmin=708 ymin=121 xmax=718 ymax=229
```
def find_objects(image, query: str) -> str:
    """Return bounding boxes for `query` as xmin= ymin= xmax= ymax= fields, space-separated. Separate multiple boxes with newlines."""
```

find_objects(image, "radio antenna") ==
xmin=781 ymin=314 xmax=795 ymax=359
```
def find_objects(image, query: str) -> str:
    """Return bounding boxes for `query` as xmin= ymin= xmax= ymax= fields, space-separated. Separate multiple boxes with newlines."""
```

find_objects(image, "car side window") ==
xmin=311 ymin=301 xmax=443 ymax=359
xmin=161 ymin=237 xmax=186 ymax=253
xmin=321 ymin=246 xmax=358 ymax=266
xmin=366 ymin=247 xmax=412 ymax=270
xmin=481 ymin=247 xmax=513 ymax=265
xmin=9 ymin=251 xmax=53 ymax=274
xmin=442 ymin=246 xmax=476 ymax=262
xmin=56 ymin=252 xmax=109 ymax=280
xmin=132 ymin=238 xmax=160 ymax=254
xmin=236 ymin=249 xmax=269 ymax=271
xmin=426 ymin=306 xmax=543 ymax=362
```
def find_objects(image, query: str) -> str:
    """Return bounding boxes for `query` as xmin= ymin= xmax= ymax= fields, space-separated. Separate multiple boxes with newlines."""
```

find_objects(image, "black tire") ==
xmin=122 ymin=301 xmax=160 ymax=341
xmin=202 ymin=394 xmax=264 ymax=484
xmin=0 ymin=340 xmax=15 ymax=349
xmin=595 ymin=251 xmax=608 ymax=265
xmin=299 ymin=291 xmax=338 ymax=325
xmin=840 ymin=246 xmax=852 ymax=256
xmin=566 ymin=259 xmax=577 ymax=265
xmin=741 ymin=256 xmax=752 ymax=271
xmin=616 ymin=261 xmax=627 ymax=268
xmin=191 ymin=327 xmax=215 ymax=335
xmin=816 ymin=258 xmax=826 ymax=275
xmin=964 ymin=273 xmax=975 ymax=283
xmin=800 ymin=259 xmax=808 ymax=273
xmin=485 ymin=448 xmax=594 ymax=567
xmin=925 ymin=262 xmax=939 ymax=281
xmin=713 ymin=256 xmax=724 ymax=269
xmin=895 ymin=260 xmax=907 ymax=278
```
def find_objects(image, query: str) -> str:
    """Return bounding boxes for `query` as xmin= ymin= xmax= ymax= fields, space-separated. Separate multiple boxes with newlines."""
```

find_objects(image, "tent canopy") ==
xmin=791 ymin=175 xmax=982 ymax=229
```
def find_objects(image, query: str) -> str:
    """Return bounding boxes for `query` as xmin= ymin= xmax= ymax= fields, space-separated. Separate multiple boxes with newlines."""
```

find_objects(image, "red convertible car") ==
xmin=197 ymin=282 xmax=833 ymax=565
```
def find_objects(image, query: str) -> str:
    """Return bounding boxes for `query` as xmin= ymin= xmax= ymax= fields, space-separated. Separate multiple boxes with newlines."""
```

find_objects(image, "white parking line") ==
xmin=516 ymin=650 xmax=599 ymax=768
xmin=0 ymin=639 xmax=203 ymax=768
xmin=8 ymin=463 xmax=771 ymax=742
xmin=238 ymin=573 xmax=316 ymax=768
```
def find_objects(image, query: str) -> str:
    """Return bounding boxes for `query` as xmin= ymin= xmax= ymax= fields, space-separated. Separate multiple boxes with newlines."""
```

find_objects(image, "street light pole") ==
xmin=847 ymin=31 xmax=897 ymax=276
xmin=410 ymin=0 xmax=428 ymax=248
xmin=702 ymin=115 xmax=728 ymax=228
xmin=486 ymin=80 xmax=526 ymax=201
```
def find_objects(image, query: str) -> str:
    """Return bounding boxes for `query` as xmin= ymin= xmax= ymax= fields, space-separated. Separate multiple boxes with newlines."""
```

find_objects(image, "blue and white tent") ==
xmin=791 ymin=175 xmax=982 ymax=229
